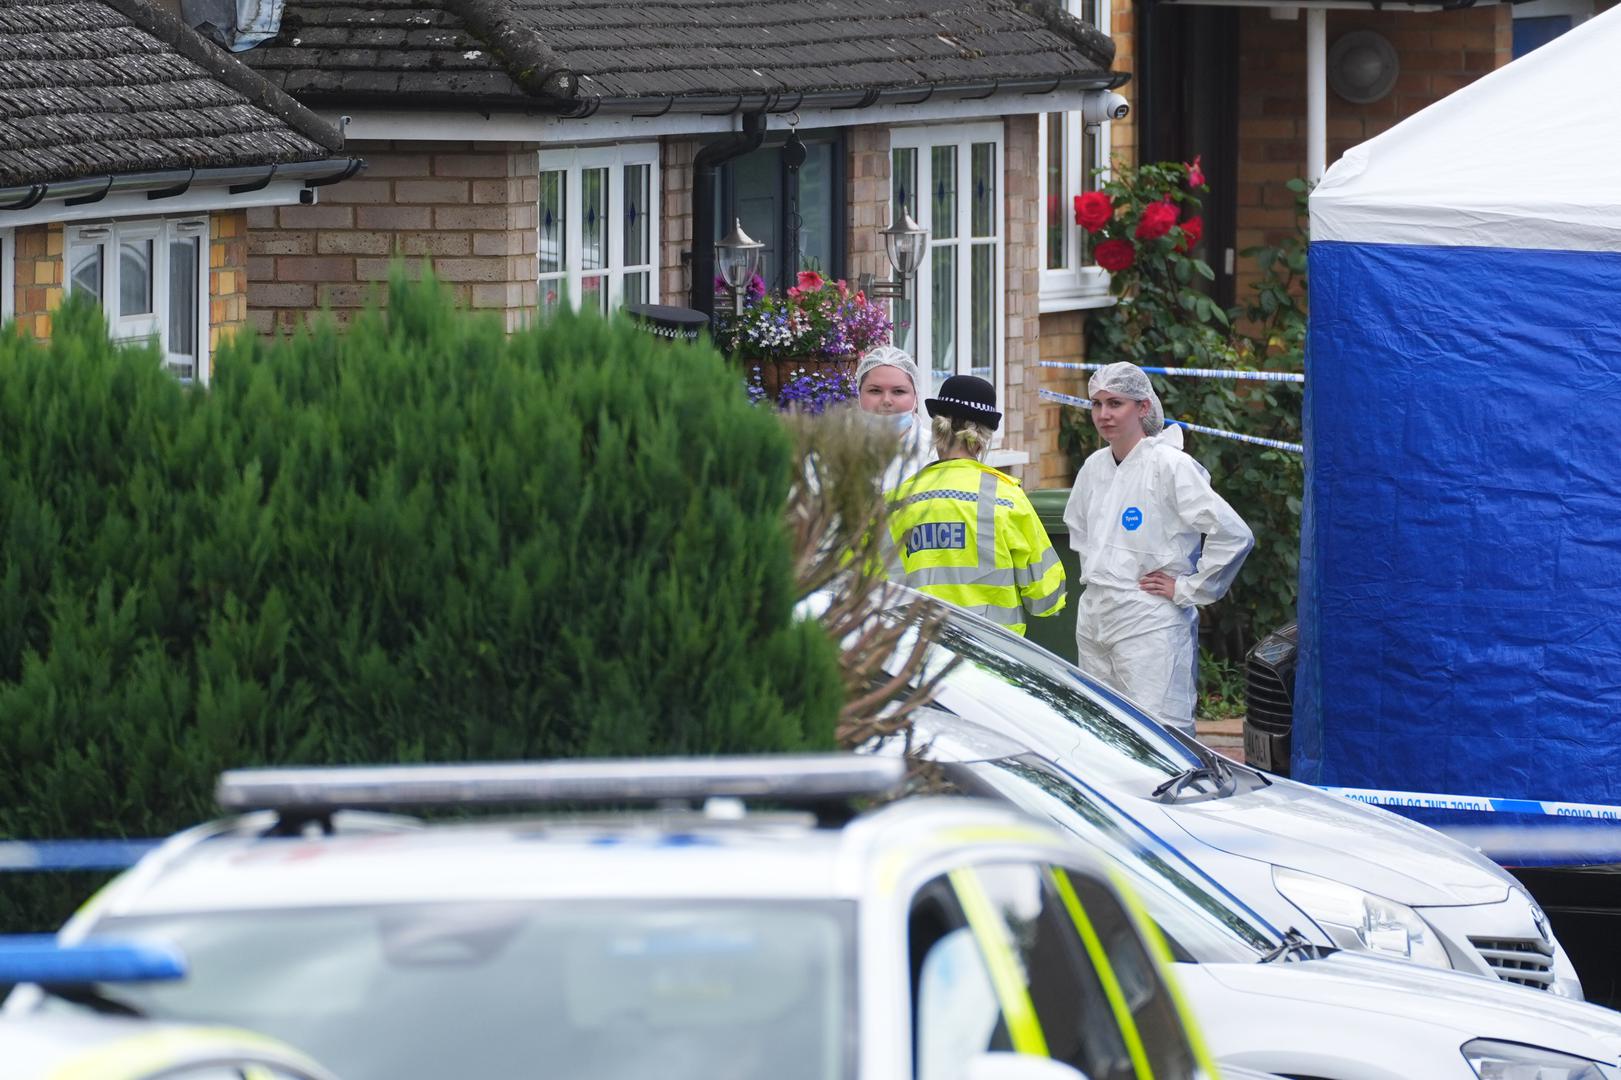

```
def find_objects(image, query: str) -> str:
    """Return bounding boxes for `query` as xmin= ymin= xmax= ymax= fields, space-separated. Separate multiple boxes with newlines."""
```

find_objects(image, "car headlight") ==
xmin=1273 ymin=866 xmax=1450 ymax=969
xmin=1462 ymin=1038 xmax=1613 ymax=1080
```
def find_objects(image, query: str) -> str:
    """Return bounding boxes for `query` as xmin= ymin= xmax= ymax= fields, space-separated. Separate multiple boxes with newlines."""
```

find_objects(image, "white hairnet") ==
xmin=1087 ymin=361 xmax=1165 ymax=436
xmin=856 ymin=345 xmax=929 ymax=421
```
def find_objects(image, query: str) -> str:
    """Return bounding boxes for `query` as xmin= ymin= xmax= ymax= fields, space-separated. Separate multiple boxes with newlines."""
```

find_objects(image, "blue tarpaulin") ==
xmin=1298 ymin=5 xmax=1621 ymax=826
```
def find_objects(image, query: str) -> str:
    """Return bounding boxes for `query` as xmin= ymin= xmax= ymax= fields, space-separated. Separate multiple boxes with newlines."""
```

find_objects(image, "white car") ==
xmin=889 ymin=712 xmax=1621 ymax=1079
xmin=6 ymin=756 xmax=1222 ymax=1080
xmin=882 ymin=594 xmax=1583 ymax=997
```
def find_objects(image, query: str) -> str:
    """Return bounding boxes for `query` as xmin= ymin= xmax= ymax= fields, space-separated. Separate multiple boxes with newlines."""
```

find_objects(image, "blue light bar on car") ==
xmin=0 ymin=935 xmax=186 ymax=984
xmin=216 ymin=754 xmax=907 ymax=812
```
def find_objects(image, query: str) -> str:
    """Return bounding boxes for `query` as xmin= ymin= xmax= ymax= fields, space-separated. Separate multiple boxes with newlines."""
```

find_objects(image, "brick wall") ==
xmin=1109 ymin=1 xmax=1139 ymax=170
xmin=660 ymin=138 xmax=698 ymax=304
xmin=247 ymin=140 xmax=541 ymax=334
xmin=1035 ymin=310 xmax=1090 ymax=488
xmin=846 ymin=125 xmax=891 ymax=289
xmin=209 ymin=209 xmax=248 ymax=355
xmin=12 ymin=223 xmax=61 ymax=339
xmin=1003 ymin=115 xmax=1045 ymax=487
xmin=1234 ymin=4 xmax=1510 ymax=296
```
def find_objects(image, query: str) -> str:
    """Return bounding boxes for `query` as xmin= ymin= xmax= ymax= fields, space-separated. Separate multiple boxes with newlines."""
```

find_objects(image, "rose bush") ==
xmin=1061 ymin=159 xmax=1308 ymax=657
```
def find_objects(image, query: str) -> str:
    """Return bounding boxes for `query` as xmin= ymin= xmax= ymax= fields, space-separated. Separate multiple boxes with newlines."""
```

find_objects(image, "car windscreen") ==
xmin=909 ymin=613 xmax=1197 ymax=787
xmin=950 ymin=755 xmax=1276 ymax=963
xmin=64 ymin=901 xmax=855 ymax=1080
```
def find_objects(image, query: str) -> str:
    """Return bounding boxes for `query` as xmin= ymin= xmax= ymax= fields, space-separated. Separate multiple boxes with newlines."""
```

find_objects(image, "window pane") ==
xmin=120 ymin=237 xmax=153 ymax=316
xmin=892 ymin=147 xmax=919 ymax=357
xmin=1046 ymin=115 xmax=1067 ymax=271
xmin=931 ymin=244 xmax=956 ymax=384
xmin=539 ymin=170 xmax=566 ymax=275
xmin=623 ymin=163 xmax=650 ymax=269
xmin=1082 ymin=126 xmax=1100 ymax=266
xmin=624 ymin=271 xmax=649 ymax=309
xmin=580 ymin=273 xmax=608 ymax=315
xmin=582 ymin=167 xmax=608 ymax=272
xmin=167 ymin=236 xmax=198 ymax=378
xmin=797 ymin=141 xmax=835 ymax=275
xmin=72 ymin=246 xmax=103 ymax=304
xmin=727 ymin=149 xmax=780 ymax=288
xmin=931 ymin=147 xmax=957 ymax=240
xmin=971 ymin=244 xmax=993 ymax=382
xmin=971 ymin=143 xmax=996 ymax=239
xmin=539 ymin=277 xmax=564 ymax=318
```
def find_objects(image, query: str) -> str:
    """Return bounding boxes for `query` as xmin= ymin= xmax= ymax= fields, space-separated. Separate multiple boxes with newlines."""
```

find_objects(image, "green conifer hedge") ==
xmin=0 ymin=276 xmax=841 ymax=928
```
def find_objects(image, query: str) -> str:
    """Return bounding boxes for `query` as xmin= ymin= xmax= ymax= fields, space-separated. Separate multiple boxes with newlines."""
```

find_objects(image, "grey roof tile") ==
xmin=0 ymin=0 xmax=347 ymax=189
xmin=241 ymin=0 xmax=1115 ymax=107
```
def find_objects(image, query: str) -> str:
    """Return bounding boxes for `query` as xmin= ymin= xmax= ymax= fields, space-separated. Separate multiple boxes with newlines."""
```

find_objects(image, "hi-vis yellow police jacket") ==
xmin=887 ymin=458 xmax=1066 ymax=636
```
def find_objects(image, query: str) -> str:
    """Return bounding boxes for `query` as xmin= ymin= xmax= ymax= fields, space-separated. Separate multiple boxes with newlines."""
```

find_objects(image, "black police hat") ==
xmin=925 ymin=374 xmax=1001 ymax=431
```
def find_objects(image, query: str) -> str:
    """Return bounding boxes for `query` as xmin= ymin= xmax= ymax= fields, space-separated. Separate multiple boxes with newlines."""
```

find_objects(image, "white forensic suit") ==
xmin=1064 ymin=428 xmax=1253 ymax=736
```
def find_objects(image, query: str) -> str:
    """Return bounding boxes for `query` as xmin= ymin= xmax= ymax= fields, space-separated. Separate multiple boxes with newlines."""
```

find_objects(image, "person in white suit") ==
xmin=1064 ymin=362 xmax=1254 ymax=737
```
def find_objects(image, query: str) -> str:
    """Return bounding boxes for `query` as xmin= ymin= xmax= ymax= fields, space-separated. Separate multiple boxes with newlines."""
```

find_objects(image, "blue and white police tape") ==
xmin=1038 ymin=389 xmax=1305 ymax=454
xmin=0 ymin=839 xmax=161 ymax=871
xmin=1321 ymin=785 xmax=1621 ymax=821
xmin=1040 ymin=361 xmax=1306 ymax=384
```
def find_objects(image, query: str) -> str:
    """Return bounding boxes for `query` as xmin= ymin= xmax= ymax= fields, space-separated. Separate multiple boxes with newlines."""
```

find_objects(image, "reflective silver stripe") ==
xmin=1014 ymin=546 xmax=1064 ymax=587
xmin=907 ymin=565 xmax=1018 ymax=588
xmin=893 ymin=486 xmax=1016 ymax=510
xmin=971 ymin=602 xmax=1027 ymax=627
xmin=976 ymin=472 xmax=999 ymax=572
xmin=1024 ymin=587 xmax=1066 ymax=616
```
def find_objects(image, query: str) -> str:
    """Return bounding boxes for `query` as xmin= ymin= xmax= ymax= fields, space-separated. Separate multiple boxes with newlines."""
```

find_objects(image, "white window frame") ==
xmin=65 ymin=216 xmax=211 ymax=383
xmin=1039 ymin=0 xmax=1114 ymax=312
xmin=0 ymin=227 xmax=13 ymax=324
xmin=891 ymin=122 xmax=1007 ymax=443
xmin=536 ymin=142 xmax=660 ymax=315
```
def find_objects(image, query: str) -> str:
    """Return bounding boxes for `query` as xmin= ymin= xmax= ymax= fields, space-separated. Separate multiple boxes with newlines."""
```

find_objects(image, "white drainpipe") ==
xmin=1306 ymin=6 xmax=1328 ymax=183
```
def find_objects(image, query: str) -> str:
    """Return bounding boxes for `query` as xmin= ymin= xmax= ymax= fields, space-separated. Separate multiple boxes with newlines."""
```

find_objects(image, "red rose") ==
xmin=796 ymin=270 xmax=825 ymax=292
xmin=1186 ymin=154 xmax=1205 ymax=188
xmin=1093 ymin=238 xmax=1136 ymax=272
xmin=1074 ymin=191 xmax=1113 ymax=233
xmin=1176 ymin=215 xmax=1204 ymax=253
xmin=1135 ymin=199 xmax=1179 ymax=241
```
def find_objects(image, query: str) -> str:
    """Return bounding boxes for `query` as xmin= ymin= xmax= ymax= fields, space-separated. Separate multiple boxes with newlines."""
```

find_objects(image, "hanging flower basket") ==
xmin=714 ymin=271 xmax=892 ymax=411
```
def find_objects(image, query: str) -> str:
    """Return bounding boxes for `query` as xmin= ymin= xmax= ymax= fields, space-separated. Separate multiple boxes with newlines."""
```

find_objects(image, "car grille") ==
xmin=1244 ymin=662 xmax=1293 ymax=733
xmin=1468 ymin=936 xmax=1556 ymax=989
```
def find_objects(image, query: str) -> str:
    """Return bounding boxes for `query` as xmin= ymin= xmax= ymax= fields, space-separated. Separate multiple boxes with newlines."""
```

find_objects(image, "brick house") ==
xmin=229 ymin=0 xmax=1126 ymax=481
xmin=0 ymin=0 xmax=363 ymax=382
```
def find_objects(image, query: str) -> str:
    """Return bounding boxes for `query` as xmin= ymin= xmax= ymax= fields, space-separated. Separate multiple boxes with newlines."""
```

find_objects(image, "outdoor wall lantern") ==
xmin=860 ymin=203 xmax=930 ymax=304
xmin=715 ymin=219 xmax=765 ymax=316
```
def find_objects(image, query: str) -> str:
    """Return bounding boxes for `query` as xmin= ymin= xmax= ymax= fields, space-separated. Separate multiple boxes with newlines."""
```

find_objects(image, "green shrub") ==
xmin=0 ymin=275 xmax=842 ymax=927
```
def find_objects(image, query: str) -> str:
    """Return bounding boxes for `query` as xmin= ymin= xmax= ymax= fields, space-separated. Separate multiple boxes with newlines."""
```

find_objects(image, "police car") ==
xmin=7 ymin=756 xmax=1220 ymax=1080
xmin=0 ymin=936 xmax=337 ymax=1080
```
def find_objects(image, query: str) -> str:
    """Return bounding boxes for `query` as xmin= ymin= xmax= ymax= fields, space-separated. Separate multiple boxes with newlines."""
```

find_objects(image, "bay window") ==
xmin=537 ymin=143 xmax=659 ymax=317
xmin=1039 ymin=0 xmax=1114 ymax=311
xmin=891 ymin=124 xmax=1005 ymax=409
xmin=65 ymin=217 xmax=209 ymax=382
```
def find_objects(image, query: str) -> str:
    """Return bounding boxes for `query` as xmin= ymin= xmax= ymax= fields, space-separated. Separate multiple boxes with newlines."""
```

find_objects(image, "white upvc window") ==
xmin=537 ymin=142 xmax=660 ymax=317
xmin=65 ymin=217 xmax=210 ymax=382
xmin=0 ymin=227 xmax=13 ymax=324
xmin=1039 ymin=0 xmax=1114 ymax=312
xmin=891 ymin=123 xmax=1006 ymax=423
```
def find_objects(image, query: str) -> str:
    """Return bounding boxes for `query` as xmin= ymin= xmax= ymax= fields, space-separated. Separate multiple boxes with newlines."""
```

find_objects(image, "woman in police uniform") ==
xmin=886 ymin=375 xmax=1066 ymax=637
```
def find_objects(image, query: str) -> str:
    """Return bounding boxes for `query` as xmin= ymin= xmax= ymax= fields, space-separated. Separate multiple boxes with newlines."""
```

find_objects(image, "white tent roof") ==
xmin=1310 ymin=3 xmax=1621 ymax=252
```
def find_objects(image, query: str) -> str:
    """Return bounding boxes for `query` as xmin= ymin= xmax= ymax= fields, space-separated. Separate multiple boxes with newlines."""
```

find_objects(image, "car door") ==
xmin=906 ymin=859 xmax=1202 ymax=1080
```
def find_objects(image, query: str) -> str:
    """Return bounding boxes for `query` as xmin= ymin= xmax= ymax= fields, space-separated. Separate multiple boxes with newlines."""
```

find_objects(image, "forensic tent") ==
xmin=1299 ymin=5 xmax=1621 ymax=825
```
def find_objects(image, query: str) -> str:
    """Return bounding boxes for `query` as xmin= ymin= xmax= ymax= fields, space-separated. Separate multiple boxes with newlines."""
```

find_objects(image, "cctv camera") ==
xmin=1080 ymin=91 xmax=1130 ymax=126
